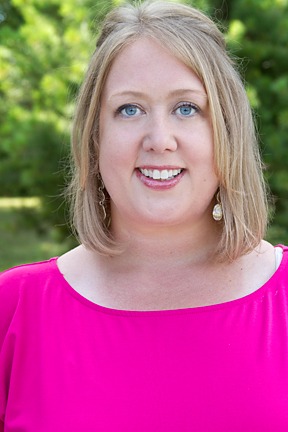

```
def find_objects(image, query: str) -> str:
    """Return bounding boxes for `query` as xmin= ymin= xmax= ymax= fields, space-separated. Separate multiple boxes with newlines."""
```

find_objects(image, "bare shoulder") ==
xmin=250 ymin=239 xmax=277 ymax=273
xmin=57 ymin=245 xmax=104 ymax=281
xmin=57 ymin=245 xmax=90 ymax=274
xmin=56 ymin=245 xmax=109 ymax=303
xmin=231 ymin=240 xmax=278 ymax=297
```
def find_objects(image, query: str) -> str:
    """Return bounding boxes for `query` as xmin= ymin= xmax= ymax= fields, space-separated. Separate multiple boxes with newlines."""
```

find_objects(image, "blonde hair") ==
xmin=69 ymin=0 xmax=269 ymax=261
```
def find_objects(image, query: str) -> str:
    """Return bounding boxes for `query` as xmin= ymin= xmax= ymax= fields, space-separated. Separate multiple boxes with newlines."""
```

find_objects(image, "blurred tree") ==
xmin=218 ymin=0 xmax=288 ymax=242
xmin=0 ymin=0 xmax=116 ymax=240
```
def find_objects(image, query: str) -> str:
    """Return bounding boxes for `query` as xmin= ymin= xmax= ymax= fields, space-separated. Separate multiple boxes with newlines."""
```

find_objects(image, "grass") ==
xmin=0 ymin=197 xmax=74 ymax=272
xmin=0 ymin=197 xmax=42 ymax=209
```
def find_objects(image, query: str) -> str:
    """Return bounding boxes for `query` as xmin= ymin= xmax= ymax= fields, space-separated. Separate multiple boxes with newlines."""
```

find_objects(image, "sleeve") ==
xmin=0 ymin=268 xmax=22 ymax=426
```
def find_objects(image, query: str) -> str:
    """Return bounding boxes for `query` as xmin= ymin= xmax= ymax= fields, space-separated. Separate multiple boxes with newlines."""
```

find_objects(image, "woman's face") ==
xmin=99 ymin=37 xmax=219 ymax=230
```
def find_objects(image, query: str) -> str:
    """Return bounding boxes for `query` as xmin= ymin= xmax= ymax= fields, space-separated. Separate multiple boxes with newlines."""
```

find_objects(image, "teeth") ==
xmin=160 ymin=170 xmax=169 ymax=180
xmin=139 ymin=168 xmax=182 ymax=180
xmin=153 ymin=170 xmax=161 ymax=180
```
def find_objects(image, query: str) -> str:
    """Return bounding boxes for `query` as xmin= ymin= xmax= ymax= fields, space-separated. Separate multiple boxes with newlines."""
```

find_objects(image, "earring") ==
xmin=97 ymin=174 xmax=107 ymax=221
xmin=212 ymin=192 xmax=223 ymax=221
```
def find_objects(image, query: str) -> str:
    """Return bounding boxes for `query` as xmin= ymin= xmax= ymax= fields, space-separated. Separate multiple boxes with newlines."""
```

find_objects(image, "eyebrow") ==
xmin=109 ymin=88 xmax=208 ymax=100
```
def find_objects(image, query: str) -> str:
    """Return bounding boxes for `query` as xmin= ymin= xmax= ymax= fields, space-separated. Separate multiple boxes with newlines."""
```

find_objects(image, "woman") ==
xmin=0 ymin=1 xmax=287 ymax=430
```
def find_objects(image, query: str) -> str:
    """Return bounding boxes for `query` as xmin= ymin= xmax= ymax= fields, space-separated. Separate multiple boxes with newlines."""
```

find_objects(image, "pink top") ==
xmin=0 ymin=246 xmax=288 ymax=431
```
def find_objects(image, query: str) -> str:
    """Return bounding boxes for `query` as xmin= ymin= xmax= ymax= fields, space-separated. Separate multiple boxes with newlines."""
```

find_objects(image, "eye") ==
xmin=117 ymin=104 xmax=143 ymax=117
xmin=174 ymin=102 xmax=199 ymax=117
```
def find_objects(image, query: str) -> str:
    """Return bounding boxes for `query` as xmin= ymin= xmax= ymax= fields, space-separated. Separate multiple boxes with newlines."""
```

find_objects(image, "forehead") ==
xmin=102 ymin=37 xmax=206 ymax=98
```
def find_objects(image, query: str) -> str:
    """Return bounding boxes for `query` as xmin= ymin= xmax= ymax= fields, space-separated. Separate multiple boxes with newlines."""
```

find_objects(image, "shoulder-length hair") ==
xmin=69 ymin=0 xmax=269 ymax=262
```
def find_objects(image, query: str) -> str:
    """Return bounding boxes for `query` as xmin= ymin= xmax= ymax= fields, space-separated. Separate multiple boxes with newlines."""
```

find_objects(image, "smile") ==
xmin=139 ymin=168 xmax=183 ymax=181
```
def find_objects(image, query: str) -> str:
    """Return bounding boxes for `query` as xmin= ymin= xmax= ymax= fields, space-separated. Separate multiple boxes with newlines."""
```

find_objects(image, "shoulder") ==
xmin=259 ymin=244 xmax=288 ymax=298
xmin=0 ymin=258 xmax=58 ymax=289
xmin=275 ymin=244 xmax=288 ymax=277
xmin=259 ymin=243 xmax=288 ymax=284
xmin=0 ymin=259 xmax=58 ymax=336
xmin=0 ymin=258 xmax=60 ymax=307
xmin=279 ymin=244 xmax=288 ymax=256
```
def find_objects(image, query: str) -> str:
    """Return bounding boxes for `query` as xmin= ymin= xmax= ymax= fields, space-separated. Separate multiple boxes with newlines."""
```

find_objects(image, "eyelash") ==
xmin=115 ymin=102 xmax=200 ymax=118
xmin=173 ymin=102 xmax=199 ymax=117
xmin=116 ymin=104 xmax=144 ymax=118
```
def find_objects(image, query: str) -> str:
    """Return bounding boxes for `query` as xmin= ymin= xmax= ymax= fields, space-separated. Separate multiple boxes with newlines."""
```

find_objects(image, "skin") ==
xmin=99 ymin=37 xmax=218 ymax=236
xmin=58 ymin=37 xmax=276 ymax=311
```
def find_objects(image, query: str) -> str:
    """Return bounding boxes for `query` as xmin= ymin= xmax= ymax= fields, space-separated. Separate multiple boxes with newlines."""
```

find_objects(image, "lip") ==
xmin=135 ymin=167 xmax=185 ymax=190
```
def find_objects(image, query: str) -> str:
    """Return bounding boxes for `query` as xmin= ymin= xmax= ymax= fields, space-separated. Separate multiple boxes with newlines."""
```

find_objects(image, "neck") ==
xmin=109 ymin=216 xmax=222 ymax=269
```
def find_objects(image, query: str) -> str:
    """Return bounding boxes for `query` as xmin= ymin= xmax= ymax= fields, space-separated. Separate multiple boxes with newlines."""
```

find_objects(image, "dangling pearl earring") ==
xmin=212 ymin=192 xmax=223 ymax=221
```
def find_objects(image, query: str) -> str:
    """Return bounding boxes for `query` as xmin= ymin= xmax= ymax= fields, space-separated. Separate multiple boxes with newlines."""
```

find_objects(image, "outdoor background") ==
xmin=0 ymin=0 xmax=287 ymax=271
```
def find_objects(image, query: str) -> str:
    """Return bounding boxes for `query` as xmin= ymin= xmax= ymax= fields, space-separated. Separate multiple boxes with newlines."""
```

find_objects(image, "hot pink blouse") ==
xmin=1 ymin=246 xmax=288 ymax=431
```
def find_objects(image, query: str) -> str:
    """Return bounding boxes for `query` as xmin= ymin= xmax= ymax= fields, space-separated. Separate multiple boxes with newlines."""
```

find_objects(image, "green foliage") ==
xmin=0 ymin=201 xmax=73 ymax=271
xmin=0 ymin=0 xmax=115 ymax=240
xmin=0 ymin=0 xmax=287 ymax=251
xmin=224 ymin=0 xmax=288 ymax=243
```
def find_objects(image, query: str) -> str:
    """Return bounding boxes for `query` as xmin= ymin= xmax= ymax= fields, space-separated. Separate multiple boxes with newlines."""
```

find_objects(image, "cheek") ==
xmin=99 ymin=129 xmax=140 ymax=169
xmin=185 ymin=133 xmax=214 ymax=164
xmin=99 ymin=142 xmax=133 ymax=168
xmin=99 ymin=138 xmax=135 ymax=185
xmin=182 ymin=116 xmax=213 ymax=151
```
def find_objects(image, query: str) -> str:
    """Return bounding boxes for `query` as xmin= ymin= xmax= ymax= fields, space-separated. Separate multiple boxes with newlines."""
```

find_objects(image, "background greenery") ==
xmin=0 ymin=0 xmax=287 ymax=271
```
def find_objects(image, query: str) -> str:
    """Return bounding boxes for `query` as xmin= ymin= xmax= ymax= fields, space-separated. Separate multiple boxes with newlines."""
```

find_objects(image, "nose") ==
xmin=142 ymin=116 xmax=178 ymax=153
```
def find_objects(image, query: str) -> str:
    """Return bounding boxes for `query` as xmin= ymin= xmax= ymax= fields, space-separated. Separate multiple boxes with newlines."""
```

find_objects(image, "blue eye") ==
xmin=118 ymin=104 xmax=142 ymax=117
xmin=175 ymin=103 xmax=198 ymax=117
